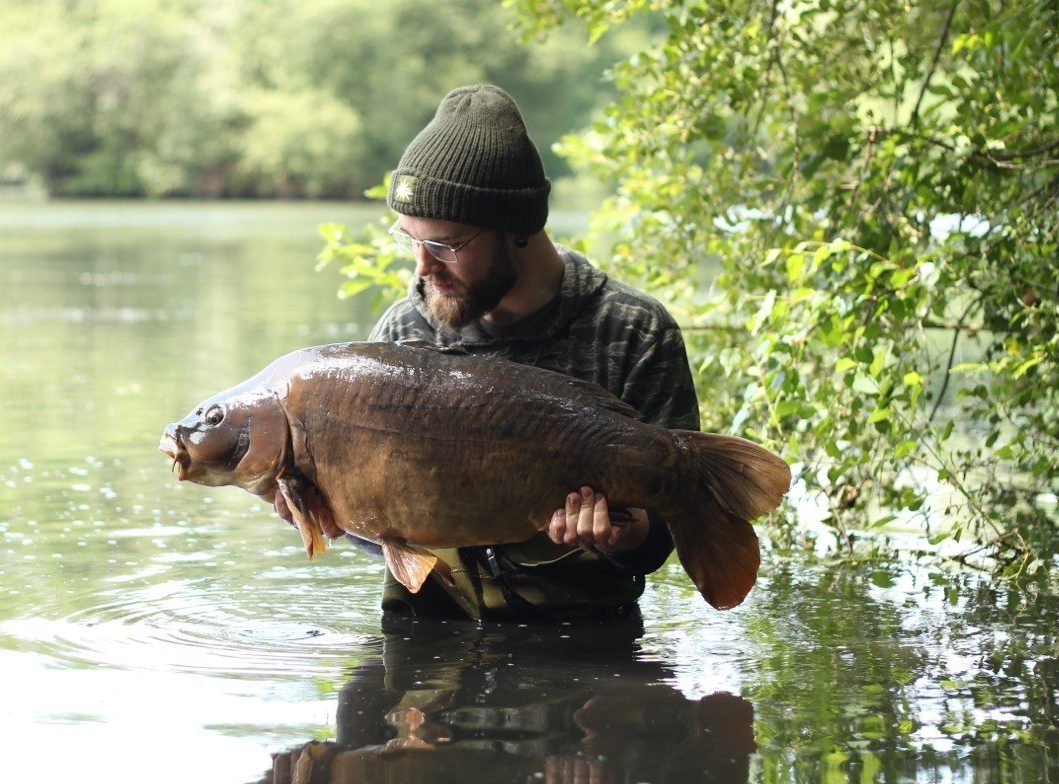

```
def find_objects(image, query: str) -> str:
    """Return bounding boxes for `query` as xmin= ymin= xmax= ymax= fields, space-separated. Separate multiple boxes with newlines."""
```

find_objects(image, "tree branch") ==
xmin=680 ymin=319 xmax=991 ymax=334
xmin=910 ymin=1 xmax=960 ymax=129
xmin=995 ymin=137 xmax=1059 ymax=161
xmin=929 ymin=299 xmax=981 ymax=422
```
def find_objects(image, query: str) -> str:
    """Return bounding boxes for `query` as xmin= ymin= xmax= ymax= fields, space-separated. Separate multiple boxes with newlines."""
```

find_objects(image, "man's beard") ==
xmin=424 ymin=235 xmax=517 ymax=329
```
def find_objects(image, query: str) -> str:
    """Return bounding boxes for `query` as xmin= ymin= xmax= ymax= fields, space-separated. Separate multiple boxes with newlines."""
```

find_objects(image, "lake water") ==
xmin=0 ymin=202 xmax=1056 ymax=783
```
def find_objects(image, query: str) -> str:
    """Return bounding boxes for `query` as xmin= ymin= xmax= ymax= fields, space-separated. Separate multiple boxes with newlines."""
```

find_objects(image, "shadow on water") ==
xmin=259 ymin=616 xmax=755 ymax=784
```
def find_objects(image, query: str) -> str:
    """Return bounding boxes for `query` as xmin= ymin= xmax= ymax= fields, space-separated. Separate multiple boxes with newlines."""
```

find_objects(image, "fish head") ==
xmin=159 ymin=387 xmax=289 ymax=495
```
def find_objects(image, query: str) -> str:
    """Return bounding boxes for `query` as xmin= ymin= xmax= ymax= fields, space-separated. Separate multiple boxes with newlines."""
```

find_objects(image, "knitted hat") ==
xmin=387 ymin=85 xmax=550 ymax=235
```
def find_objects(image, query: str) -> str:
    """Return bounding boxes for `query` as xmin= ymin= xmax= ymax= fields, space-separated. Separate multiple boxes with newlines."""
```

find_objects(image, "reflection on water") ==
xmin=263 ymin=617 xmax=755 ymax=784
xmin=0 ymin=203 xmax=1057 ymax=783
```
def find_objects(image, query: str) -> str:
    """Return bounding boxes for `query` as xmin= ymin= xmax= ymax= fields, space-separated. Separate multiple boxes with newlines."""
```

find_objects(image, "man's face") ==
xmin=398 ymin=216 xmax=517 ymax=329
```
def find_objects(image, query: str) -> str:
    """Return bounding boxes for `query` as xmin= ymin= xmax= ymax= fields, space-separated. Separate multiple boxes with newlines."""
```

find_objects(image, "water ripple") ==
xmin=1 ymin=572 xmax=379 ymax=678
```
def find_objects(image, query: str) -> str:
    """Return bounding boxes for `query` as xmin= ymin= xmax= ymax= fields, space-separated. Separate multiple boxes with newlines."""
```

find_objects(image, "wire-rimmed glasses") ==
xmin=388 ymin=220 xmax=484 ymax=264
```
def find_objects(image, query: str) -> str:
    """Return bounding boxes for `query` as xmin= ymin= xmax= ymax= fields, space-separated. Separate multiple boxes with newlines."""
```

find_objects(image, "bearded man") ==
xmin=364 ymin=84 xmax=700 ymax=621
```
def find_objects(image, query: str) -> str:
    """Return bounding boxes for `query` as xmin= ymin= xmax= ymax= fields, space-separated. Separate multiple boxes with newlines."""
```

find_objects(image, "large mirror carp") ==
xmin=159 ymin=341 xmax=790 ymax=610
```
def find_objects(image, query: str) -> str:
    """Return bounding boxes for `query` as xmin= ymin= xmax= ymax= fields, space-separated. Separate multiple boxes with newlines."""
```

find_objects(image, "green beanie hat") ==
xmin=387 ymin=84 xmax=551 ymax=235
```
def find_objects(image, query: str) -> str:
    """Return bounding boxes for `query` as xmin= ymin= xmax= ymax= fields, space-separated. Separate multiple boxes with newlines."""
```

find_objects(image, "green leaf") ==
xmin=853 ymin=372 xmax=879 ymax=395
xmin=894 ymin=440 xmax=918 ymax=458
xmin=318 ymin=222 xmax=346 ymax=243
xmin=339 ymin=279 xmax=375 ymax=298
xmin=868 ymin=407 xmax=891 ymax=424
xmin=869 ymin=347 xmax=888 ymax=378
xmin=786 ymin=252 xmax=806 ymax=282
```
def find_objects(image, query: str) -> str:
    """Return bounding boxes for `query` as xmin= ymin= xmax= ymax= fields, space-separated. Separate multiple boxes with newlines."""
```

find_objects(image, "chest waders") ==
xmin=380 ymin=533 xmax=647 ymax=622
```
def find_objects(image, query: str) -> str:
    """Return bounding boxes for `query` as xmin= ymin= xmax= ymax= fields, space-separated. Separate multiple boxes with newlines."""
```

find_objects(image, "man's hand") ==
xmin=547 ymin=486 xmax=649 ymax=553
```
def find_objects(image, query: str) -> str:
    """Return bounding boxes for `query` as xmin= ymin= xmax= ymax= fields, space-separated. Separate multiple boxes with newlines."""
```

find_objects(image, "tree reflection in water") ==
xmin=263 ymin=615 xmax=755 ymax=784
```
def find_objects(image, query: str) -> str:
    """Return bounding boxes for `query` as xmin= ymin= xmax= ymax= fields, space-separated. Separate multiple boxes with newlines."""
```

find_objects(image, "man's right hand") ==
xmin=546 ymin=485 xmax=649 ymax=553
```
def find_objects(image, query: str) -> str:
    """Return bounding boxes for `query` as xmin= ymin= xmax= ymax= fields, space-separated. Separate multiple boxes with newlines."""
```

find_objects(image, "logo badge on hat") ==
xmin=393 ymin=175 xmax=417 ymax=203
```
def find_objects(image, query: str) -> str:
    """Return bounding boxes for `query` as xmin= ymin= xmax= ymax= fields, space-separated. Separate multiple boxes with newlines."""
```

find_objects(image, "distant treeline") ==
xmin=0 ymin=0 xmax=644 ymax=199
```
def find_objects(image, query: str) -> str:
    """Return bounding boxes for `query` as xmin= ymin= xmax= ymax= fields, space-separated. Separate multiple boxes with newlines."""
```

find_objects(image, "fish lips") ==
xmin=158 ymin=428 xmax=191 ymax=480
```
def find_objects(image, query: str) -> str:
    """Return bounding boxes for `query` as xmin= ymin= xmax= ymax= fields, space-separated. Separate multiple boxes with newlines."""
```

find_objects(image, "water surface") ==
xmin=0 ymin=202 xmax=1055 ymax=783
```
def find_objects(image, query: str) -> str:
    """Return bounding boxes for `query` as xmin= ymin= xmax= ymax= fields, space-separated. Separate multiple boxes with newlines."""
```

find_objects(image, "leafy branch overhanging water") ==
xmin=322 ymin=0 xmax=1058 ymax=570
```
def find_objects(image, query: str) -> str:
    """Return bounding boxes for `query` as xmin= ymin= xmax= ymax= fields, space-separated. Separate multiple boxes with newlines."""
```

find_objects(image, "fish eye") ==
xmin=205 ymin=406 xmax=225 ymax=426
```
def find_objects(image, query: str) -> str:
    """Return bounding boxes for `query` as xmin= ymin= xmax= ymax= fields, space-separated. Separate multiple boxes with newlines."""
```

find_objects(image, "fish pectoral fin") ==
xmin=382 ymin=539 xmax=438 ymax=594
xmin=277 ymin=476 xmax=328 ymax=560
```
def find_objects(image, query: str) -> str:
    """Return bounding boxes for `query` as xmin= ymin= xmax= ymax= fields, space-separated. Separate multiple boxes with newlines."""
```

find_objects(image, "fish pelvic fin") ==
xmin=382 ymin=539 xmax=439 ymax=594
xmin=663 ymin=432 xmax=791 ymax=610
xmin=277 ymin=476 xmax=328 ymax=560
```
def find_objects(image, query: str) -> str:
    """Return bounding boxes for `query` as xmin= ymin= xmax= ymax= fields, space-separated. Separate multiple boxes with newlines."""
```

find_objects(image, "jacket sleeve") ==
xmin=611 ymin=323 xmax=700 ymax=574
xmin=620 ymin=324 xmax=700 ymax=431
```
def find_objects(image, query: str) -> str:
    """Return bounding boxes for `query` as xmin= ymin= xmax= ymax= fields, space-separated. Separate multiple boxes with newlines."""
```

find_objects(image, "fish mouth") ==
xmin=158 ymin=431 xmax=190 ymax=480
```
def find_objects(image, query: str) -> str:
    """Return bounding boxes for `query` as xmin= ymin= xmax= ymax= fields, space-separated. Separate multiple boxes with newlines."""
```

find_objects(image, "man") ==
xmin=362 ymin=84 xmax=700 ymax=621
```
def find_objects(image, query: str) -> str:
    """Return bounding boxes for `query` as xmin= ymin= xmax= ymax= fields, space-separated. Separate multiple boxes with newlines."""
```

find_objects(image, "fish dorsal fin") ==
xmin=391 ymin=340 xmax=642 ymax=420
xmin=395 ymin=339 xmax=469 ymax=355
xmin=277 ymin=476 xmax=328 ymax=559
xmin=556 ymin=374 xmax=642 ymax=420
xmin=382 ymin=539 xmax=438 ymax=593
xmin=478 ymin=355 xmax=643 ymax=420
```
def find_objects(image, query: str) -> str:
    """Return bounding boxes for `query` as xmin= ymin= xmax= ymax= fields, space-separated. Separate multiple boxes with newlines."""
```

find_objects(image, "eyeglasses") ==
xmin=388 ymin=220 xmax=484 ymax=264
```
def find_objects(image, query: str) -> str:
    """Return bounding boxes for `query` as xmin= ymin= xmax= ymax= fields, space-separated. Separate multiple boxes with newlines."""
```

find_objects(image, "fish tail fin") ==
xmin=661 ymin=432 xmax=791 ymax=610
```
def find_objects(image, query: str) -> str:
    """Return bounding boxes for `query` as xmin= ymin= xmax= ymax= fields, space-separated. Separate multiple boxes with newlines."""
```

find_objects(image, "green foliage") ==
xmin=317 ymin=211 xmax=410 ymax=312
xmin=0 ymin=0 xmax=644 ymax=198
xmin=239 ymin=86 xmax=364 ymax=198
xmin=506 ymin=0 xmax=1059 ymax=561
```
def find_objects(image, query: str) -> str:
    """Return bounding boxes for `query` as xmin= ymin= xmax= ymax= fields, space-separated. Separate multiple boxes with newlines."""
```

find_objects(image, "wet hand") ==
xmin=547 ymin=486 xmax=649 ymax=553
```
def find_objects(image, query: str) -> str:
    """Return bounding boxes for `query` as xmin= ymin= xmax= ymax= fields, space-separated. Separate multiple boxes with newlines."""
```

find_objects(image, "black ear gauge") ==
xmin=514 ymin=236 xmax=529 ymax=248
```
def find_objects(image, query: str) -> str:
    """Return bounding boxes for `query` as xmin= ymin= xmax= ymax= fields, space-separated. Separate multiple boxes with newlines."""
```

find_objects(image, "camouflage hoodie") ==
xmin=365 ymin=247 xmax=700 ymax=619
xmin=369 ymin=247 xmax=699 ymax=431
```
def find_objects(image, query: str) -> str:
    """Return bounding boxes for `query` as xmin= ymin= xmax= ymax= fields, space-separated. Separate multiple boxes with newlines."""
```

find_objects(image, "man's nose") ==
xmin=414 ymin=245 xmax=444 ymax=277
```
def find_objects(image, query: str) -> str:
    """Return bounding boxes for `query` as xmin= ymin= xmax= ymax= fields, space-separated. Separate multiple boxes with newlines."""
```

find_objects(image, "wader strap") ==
xmin=588 ymin=544 xmax=627 ymax=571
xmin=480 ymin=546 xmax=559 ymax=622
